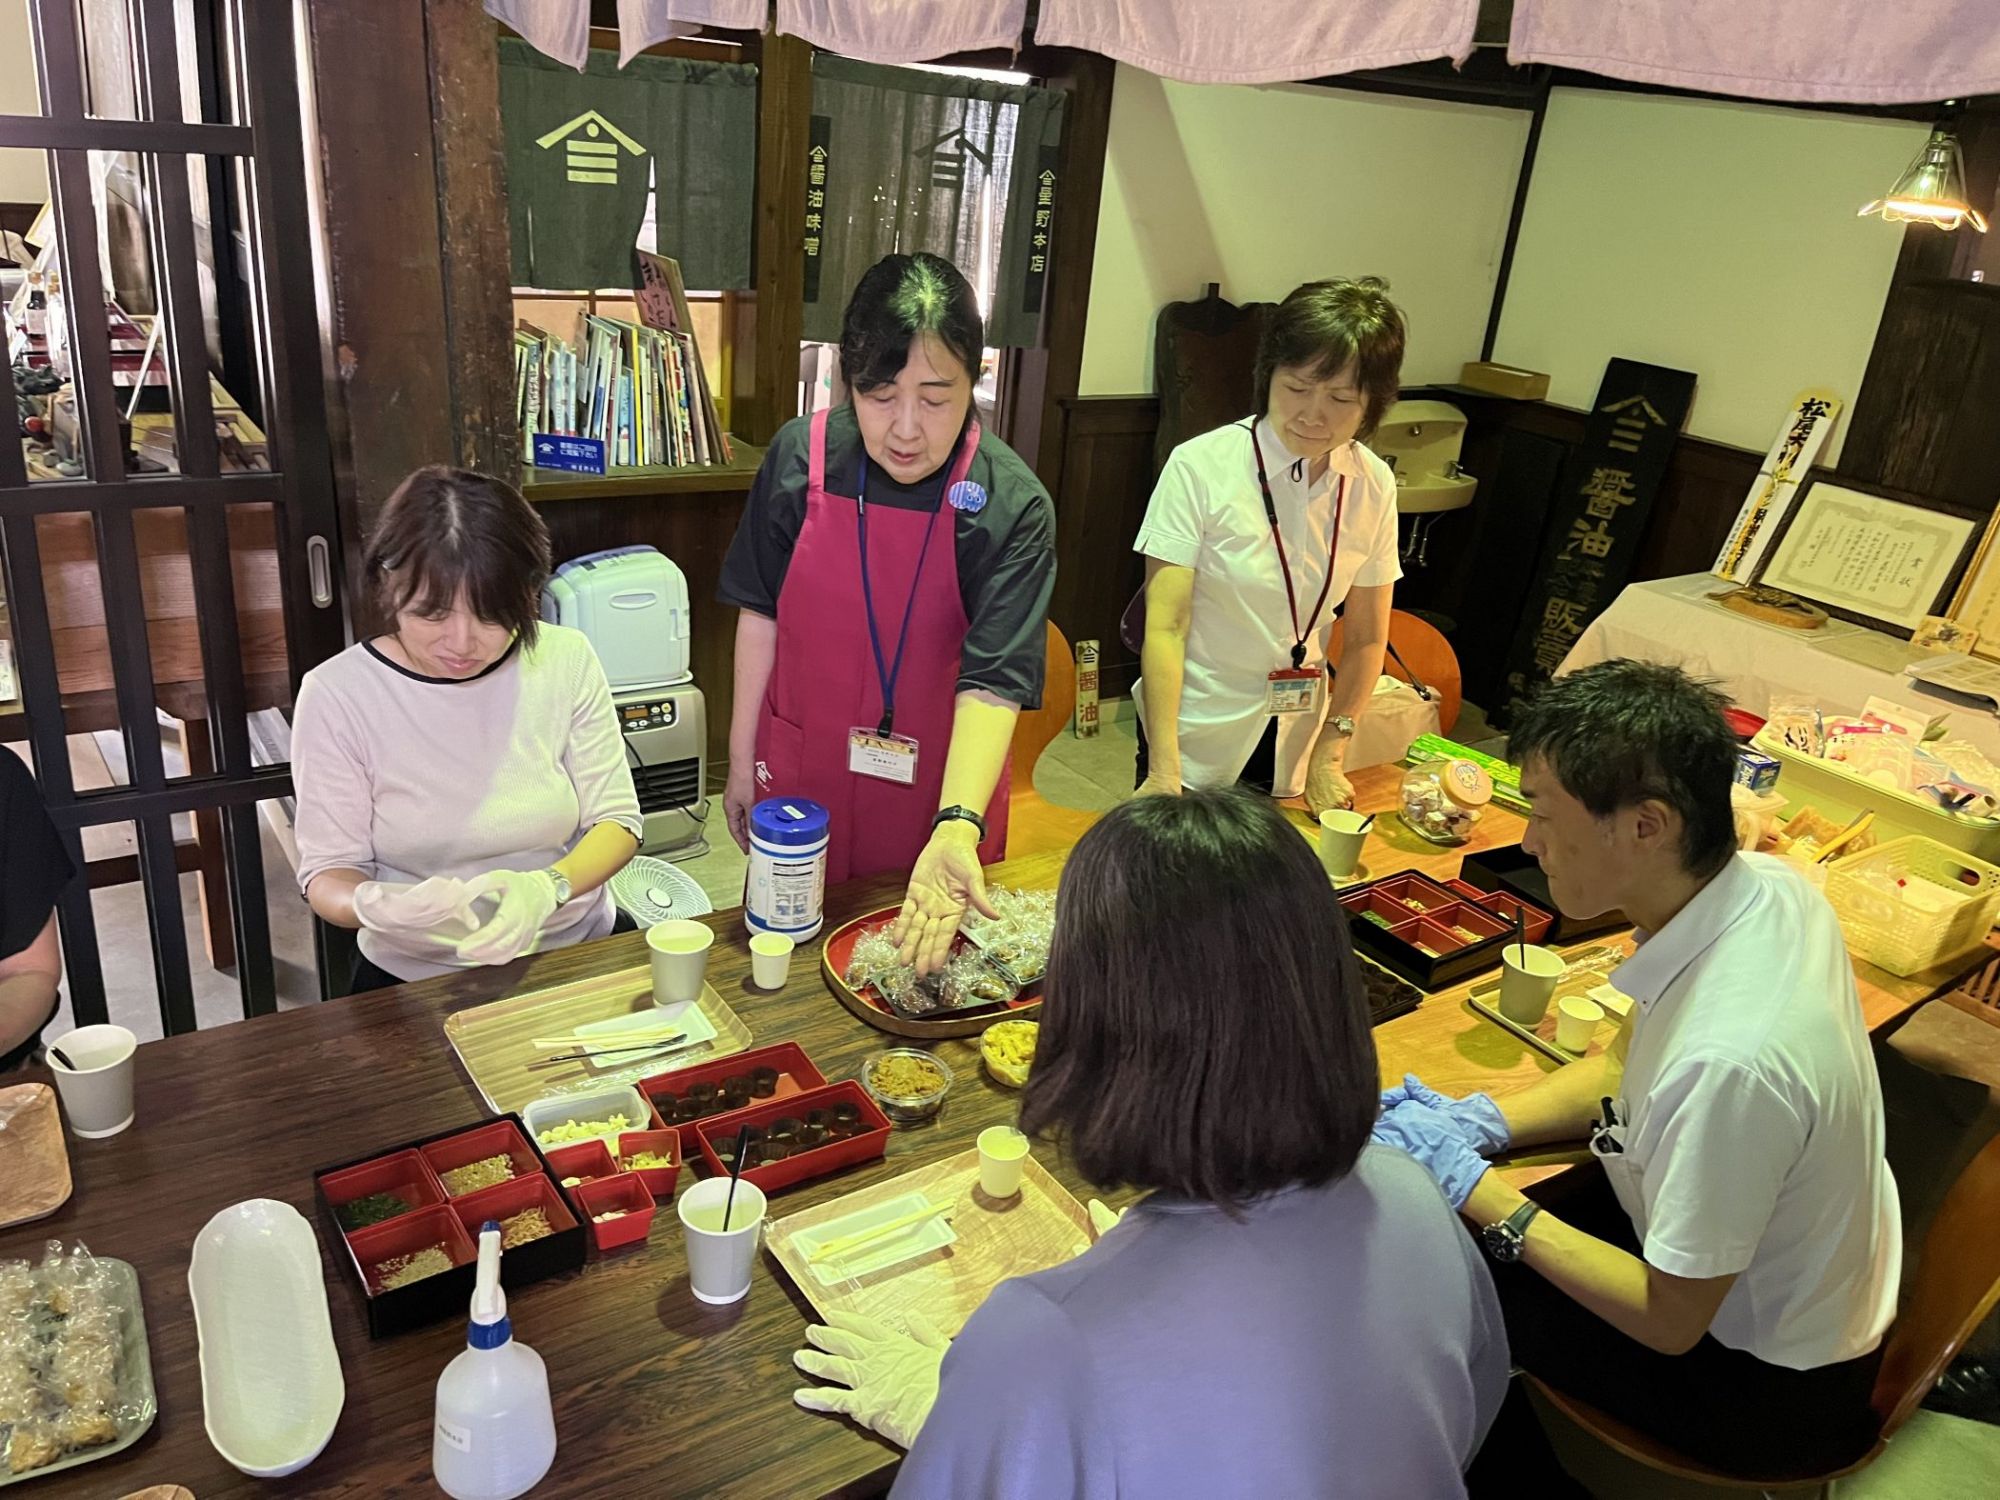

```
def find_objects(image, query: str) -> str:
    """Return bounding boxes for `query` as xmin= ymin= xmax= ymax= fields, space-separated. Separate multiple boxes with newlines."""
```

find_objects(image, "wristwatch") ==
xmin=933 ymin=805 xmax=989 ymax=840
xmin=1326 ymin=713 xmax=1357 ymax=738
xmin=1480 ymin=1201 xmax=1542 ymax=1264
xmin=544 ymin=868 xmax=573 ymax=908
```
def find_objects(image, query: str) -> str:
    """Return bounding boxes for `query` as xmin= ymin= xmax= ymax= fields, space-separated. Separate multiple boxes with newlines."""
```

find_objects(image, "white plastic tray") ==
xmin=791 ymin=1192 xmax=959 ymax=1287
xmin=188 ymin=1199 xmax=345 ymax=1478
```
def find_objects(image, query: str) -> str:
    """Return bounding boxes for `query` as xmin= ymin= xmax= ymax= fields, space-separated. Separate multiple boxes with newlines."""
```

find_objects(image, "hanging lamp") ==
xmin=1859 ymin=127 xmax=1989 ymax=233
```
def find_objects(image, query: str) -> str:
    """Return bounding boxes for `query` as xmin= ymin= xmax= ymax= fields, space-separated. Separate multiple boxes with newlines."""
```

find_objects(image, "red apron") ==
xmin=753 ymin=409 xmax=1010 ymax=884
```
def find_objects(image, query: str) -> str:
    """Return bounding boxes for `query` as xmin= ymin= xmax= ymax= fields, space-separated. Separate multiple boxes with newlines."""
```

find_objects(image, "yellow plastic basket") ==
xmin=1824 ymin=836 xmax=2000 ymax=978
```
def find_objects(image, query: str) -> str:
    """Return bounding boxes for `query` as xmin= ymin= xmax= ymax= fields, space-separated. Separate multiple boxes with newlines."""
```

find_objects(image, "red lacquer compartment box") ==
xmin=574 ymin=1173 xmax=656 ymax=1252
xmin=314 ymin=1114 xmax=585 ymax=1338
xmin=1457 ymin=844 xmax=1625 ymax=943
xmin=545 ymin=1138 xmax=619 ymax=1207
xmin=1339 ymin=873 xmax=1514 ymax=991
xmin=640 ymin=1041 xmax=826 ymax=1136
xmin=1443 ymin=879 xmax=1553 ymax=946
xmin=615 ymin=1129 xmax=682 ymax=1199
xmin=687 ymin=1081 xmax=892 ymax=1195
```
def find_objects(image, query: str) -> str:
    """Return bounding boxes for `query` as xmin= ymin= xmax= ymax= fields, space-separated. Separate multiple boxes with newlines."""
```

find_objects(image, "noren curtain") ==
xmin=803 ymin=56 xmax=1066 ymax=347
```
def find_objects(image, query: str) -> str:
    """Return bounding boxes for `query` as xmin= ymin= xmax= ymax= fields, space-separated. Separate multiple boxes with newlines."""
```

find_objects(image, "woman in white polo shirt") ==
xmin=1133 ymin=278 xmax=1406 ymax=813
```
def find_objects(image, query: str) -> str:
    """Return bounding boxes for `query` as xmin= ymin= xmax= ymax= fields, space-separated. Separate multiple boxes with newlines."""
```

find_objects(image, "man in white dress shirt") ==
xmin=1380 ymin=660 xmax=1899 ymax=1477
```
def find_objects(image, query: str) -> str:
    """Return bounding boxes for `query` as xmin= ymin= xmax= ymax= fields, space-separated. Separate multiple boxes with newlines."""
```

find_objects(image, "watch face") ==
xmin=1481 ymin=1224 xmax=1521 ymax=1263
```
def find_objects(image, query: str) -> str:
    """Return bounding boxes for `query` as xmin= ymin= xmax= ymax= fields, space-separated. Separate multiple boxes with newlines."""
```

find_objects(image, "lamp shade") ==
xmin=1859 ymin=128 xmax=1989 ymax=233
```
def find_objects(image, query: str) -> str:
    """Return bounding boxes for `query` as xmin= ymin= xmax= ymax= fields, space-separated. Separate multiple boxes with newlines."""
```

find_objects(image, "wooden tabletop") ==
xmin=7 ymin=767 xmax=1979 ymax=1498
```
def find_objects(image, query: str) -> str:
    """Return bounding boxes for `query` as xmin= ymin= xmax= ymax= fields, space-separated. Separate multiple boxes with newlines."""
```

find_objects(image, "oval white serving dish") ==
xmin=188 ymin=1198 xmax=346 ymax=1477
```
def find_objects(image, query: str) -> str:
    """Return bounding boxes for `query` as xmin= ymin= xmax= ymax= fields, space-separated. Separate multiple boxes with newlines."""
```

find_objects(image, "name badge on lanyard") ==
xmin=1267 ymin=668 xmax=1322 ymax=715
xmin=1252 ymin=425 xmax=1345 ymax=717
xmin=849 ymin=727 xmax=919 ymax=784
xmin=850 ymin=447 xmax=951 ymax=785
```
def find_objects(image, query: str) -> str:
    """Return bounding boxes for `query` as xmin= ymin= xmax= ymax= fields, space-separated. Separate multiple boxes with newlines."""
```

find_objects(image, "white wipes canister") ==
xmin=747 ymin=797 xmax=830 ymax=942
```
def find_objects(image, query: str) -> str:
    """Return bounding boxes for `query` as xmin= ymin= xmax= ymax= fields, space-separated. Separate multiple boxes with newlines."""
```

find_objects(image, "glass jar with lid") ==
xmin=1399 ymin=756 xmax=1493 ymax=845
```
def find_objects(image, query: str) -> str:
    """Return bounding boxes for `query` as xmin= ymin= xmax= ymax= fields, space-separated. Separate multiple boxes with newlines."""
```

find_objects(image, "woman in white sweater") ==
xmin=292 ymin=466 xmax=641 ymax=993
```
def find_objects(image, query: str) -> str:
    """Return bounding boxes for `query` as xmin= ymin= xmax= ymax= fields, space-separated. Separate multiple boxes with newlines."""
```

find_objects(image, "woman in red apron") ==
xmin=718 ymin=254 xmax=1057 ymax=975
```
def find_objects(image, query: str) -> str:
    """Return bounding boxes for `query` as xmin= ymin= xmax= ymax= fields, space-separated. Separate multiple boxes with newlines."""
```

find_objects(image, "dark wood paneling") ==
xmin=533 ymin=486 xmax=750 ymax=772
xmin=1843 ymin=278 xmax=2000 ymax=509
xmin=747 ymin=32 xmax=810 ymax=446
xmin=1048 ymin=395 xmax=1157 ymax=699
xmin=304 ymin=0 xmax=459 ymax=543
xmin=425 ymin=0 xmax=521 ymax=485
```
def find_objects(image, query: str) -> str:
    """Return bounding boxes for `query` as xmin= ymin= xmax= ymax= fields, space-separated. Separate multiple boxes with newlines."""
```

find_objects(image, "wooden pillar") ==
xmin=746 ymin=32 xmax=812 ymax=446
xmin=302 ymin=0 xmax=518 ymax=549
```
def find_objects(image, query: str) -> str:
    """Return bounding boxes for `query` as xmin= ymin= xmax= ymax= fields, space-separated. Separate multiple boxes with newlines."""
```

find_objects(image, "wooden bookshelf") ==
xmin=519 ymin=440 xmax=764 ymax=502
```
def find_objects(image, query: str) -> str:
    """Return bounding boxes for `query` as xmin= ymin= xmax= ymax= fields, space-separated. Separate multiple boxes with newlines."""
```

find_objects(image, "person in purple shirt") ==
xmin=791 ymin=790 xmax=1508 ymax=1497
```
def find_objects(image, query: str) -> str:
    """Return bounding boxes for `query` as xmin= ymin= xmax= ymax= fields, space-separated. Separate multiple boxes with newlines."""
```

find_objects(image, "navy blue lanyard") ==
xmin=855 ymin=454 xmax=952 ymax=736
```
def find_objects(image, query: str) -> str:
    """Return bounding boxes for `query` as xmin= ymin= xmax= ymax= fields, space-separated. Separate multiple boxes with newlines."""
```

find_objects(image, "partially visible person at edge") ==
xmin=1132 ymin=277 xmax=1405 ymax=816
xmin=0 ymin=749 xmax=76 ymax=1067
xmin=293 ymin=466 xmax=642 ymax=993
xmin=1380 ymin=660 xmax=1900 ymax=1483
xmin=718 ymin=252 xmax=1056 ymax=977
xmin=789 ymin=791 xmax=1507 ymax=1497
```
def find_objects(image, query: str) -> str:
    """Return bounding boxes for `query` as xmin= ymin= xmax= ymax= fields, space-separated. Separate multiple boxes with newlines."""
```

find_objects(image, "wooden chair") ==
xmin=1005 ymin=621 xmax=1100 ymax=858
xmin=1327 ymin=608 xmax=1464 ymax=736
xmin=1528 ymin=1129 xmax=2000 ymax=1495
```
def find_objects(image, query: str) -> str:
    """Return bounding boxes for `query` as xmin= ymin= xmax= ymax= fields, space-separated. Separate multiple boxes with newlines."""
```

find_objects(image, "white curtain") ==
xmin=1032 ymin=0 xmax=1477 ymax=85
xmin=776 ymin=1 xmax=1028 ymax=64
xmin=1510 ymin=0 xmax=2000 ymax=105
xmin=484 ymin=1 xmax=769 ymax=70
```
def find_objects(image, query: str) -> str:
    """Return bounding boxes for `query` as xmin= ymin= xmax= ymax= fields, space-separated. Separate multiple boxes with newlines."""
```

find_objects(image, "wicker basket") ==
xmin=1824 ymin=837 xmax=2000 ymax=978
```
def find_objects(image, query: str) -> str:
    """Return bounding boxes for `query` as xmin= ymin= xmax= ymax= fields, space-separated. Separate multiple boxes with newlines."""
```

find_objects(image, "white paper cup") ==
xmin=749 ymin=931 xmax=795 ymax=991
xmin=46 ymin=1024 xmax=137 ymax=1139
xmin=1315 ymin=809 xmax=1369 ymax=879
xmin=1497 ymin=944 xmax=1566 ymax=1027
xmin=1555 ymin=996 xmax=1605 ymax=1054
xmin=977 ymin=1125 xmax=1030 ymax=1198
xmin=647 ymin=919 xmax=715 ymax=1012
xmin=677 ymin=1176 xmax=767 ymax=1305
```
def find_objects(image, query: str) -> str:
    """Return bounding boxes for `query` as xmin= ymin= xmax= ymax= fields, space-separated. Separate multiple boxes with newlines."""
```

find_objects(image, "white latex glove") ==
xmin=891 ymin=822 xmax=1001 ymax=979
xmin=459 ymin=869 xmax=561 ymax=966
xmin=1069 ymin=1198 xmax=1128 ymax=1258
xmin=792 ymin=1310 xmax=948 ymax=1450
xmin=352 ymin=876 xmax=481 ymax=941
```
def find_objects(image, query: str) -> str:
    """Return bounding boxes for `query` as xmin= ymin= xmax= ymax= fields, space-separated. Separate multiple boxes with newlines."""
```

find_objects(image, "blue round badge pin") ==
xmin=947 ymin=480 xmax=988 ymax=514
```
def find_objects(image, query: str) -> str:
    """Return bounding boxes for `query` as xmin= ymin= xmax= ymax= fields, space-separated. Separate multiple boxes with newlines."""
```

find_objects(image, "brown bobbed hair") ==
xmin=362 ymin=465 xmax=551 ymax=649
xmin=1253 ymin=277 xmax=1408 ymax=442
xmin=1019 ymin=789 xmax=1380 ymax=1208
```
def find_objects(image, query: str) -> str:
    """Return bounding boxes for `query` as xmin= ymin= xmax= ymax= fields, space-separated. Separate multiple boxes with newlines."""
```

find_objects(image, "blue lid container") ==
xmin=750 ymin=798 xmax=829 ymax=848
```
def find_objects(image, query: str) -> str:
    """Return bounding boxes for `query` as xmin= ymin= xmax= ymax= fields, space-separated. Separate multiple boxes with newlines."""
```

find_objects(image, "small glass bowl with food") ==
xmin=860 ymin=1048 xmax=954 ymax=1125
xmin=979 ymin=1019 xmax=1039 ymax=1088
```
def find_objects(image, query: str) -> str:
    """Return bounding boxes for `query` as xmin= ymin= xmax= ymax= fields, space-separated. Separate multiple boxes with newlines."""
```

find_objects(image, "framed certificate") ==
xmin=1948 ymin=510 xmax=2000 ymax=662
xmin=1753 ymin=473 xmax=1984 ymax=638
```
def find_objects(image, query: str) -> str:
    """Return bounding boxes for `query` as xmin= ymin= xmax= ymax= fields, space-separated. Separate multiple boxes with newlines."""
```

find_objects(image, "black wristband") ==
xmin=933 ymin=805 xmax=988 ymax=840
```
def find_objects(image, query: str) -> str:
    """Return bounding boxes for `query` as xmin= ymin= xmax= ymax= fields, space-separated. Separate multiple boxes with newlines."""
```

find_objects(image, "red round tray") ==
xmin=820 ymin=905 xmax=1043 ymax=1039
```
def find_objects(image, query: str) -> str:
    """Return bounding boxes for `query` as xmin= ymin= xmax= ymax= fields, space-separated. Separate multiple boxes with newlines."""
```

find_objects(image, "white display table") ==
xmin=1560 ymin=574 xmax=2000 ymax=761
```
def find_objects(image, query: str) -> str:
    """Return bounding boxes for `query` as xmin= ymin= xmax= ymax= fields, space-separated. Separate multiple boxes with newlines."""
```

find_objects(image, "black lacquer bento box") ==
xmin=1454 ymin=844 xmax=1624 ymax=943
xmin=314 ymin=1114 xmax=585 ymax=1338
xmin=1339 ymin=871 xmax=1545 ymax=991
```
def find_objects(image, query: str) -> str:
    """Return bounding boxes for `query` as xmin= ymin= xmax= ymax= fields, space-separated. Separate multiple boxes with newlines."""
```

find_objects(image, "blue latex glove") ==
xmin=1379 ymin=1073 xmax=1511 ymax=1156
xmin=1371 ymin=1102 xmax=1491 ymax=1210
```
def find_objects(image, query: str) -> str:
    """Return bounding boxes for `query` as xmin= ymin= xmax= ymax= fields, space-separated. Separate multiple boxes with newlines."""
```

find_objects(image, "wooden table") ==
xmin=7 ymin=768 xmax=1980 ymax=1498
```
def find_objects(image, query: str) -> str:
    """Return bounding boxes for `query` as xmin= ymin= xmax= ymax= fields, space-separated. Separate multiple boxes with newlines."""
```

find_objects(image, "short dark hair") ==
xmin=1507 ymin=659 xmax=1739 ymax=878
xmin=1254 ymin=277 xmax=1407 ymax=441
xmin=362 ymin=465 xmax=551 ymax=648
xmin=1020 ymin=789 xmax=1380 ymax=1208
xmin=838 ymin=252 xmax=984 ymax=394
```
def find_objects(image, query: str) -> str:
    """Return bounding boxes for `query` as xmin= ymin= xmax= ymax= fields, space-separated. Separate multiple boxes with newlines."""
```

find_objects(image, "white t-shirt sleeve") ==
xmin=1352 ymin=467 xmax=1403 ymax=589
xmin=290 ymin=670 xmax=378 ymax=891
xmin=1132 ymin=452 xmax=1205 ymax=571
xmin=560 ymin=636 xmax=645 ymax=844
xmin=1631 ymin=1057 xmax=1806 ymax=1280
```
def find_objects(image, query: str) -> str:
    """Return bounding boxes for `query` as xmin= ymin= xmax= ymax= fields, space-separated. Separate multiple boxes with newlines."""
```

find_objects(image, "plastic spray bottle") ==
xmin=432 ymin=1221 xmax=557 ymax=1499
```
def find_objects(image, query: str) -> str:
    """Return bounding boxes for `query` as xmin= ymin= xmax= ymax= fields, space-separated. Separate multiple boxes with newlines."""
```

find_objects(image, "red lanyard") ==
xmin=1250 ymin=424 xmax=1345 ymax=670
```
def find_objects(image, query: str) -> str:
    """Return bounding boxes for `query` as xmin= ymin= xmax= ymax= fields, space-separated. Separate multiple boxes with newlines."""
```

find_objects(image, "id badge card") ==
xmin=849 ymin=727 xmax=919 ymax=784
xmin=1266 ymin=667 xmax=1322 ymax=715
